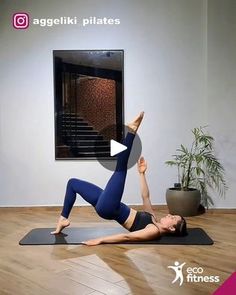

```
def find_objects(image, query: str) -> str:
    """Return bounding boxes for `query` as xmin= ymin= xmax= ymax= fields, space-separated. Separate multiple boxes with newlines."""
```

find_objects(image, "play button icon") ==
xmin=110 ymin=140 xmax=127 ymax=156
xmin=96 ymin=124 xmax=142 ymax=171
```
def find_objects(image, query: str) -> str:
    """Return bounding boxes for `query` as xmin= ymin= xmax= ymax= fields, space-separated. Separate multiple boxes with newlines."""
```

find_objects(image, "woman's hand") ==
xmin=82 ymin=238 xmax=102 ymax=246
xmin=137 ymin=156 xmax=147 ymax=174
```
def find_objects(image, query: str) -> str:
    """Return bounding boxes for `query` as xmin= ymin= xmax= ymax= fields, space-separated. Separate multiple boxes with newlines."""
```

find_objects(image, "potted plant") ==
xmin=165 ymin=126 xmax=228 ymax=216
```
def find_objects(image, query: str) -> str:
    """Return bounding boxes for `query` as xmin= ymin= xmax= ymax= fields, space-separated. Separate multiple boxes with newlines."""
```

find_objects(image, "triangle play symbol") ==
xmin=110 ymin=140 xmax=127 ymax=157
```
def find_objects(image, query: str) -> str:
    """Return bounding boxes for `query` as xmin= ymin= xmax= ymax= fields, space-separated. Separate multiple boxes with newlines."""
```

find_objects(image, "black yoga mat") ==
xmin=19 ymin=227 xmax=213 ymax=245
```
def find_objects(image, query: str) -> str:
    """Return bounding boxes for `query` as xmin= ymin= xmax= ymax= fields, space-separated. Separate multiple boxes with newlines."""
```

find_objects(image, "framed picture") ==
xmin=53 ymin=50 xmax=124 ymax=159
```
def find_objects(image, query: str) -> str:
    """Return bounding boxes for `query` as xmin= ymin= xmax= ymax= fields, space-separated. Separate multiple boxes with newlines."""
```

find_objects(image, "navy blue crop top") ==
xmin=129 ymin=211 xmax=156 ymax=232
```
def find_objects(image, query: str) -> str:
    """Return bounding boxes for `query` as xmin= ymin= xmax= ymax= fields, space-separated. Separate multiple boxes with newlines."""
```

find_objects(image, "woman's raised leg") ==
xmin=95 ymin=112 xmax=144 ymax=224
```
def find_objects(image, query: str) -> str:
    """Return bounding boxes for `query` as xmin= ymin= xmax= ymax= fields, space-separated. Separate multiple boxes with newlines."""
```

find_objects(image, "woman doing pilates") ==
xmin=51 ymin=112 xmax=187 ymax=245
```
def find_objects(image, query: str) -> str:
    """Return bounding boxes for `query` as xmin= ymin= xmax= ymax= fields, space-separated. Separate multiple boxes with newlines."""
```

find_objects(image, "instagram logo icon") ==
xmin=13 ymin=13 xmax=29 ymax=29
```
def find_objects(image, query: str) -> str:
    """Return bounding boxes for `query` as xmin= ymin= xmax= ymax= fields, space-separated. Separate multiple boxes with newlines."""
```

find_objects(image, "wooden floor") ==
xmin=0 ymin=206 xmax=235 ymax=295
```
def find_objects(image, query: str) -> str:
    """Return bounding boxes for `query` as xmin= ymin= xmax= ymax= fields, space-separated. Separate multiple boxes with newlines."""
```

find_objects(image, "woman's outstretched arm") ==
xmin=137 ymin=157 xmax=156 ymax=217
xmin=82 ymin=226 xmax=160 ymax=246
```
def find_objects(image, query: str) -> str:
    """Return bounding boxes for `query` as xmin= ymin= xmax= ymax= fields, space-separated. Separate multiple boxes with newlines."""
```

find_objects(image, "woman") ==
xmin=51 ymin=112 xmax=187 ymax=245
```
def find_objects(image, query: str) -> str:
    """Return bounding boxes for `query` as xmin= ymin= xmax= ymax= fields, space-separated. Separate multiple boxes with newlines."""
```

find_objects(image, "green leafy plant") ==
xmin=165 ymin=126 xmax=228 ymax=208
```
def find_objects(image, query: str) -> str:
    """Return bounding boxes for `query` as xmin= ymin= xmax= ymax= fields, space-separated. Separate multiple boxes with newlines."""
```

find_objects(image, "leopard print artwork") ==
xmin=76 ymin=77 xmax=116 ymax=140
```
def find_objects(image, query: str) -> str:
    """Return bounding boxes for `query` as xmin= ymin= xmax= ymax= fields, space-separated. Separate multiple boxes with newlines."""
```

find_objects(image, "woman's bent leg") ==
xmin=61 ymin=178 xmax=103 ymax=218
xmin=51 ymin=179 xmax=103 ymax=234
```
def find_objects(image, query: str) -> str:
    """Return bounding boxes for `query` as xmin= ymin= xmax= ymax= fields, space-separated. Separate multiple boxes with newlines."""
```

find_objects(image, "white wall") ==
xmin=207 ymin=0 xmax=236 ymax=207
xmin=0 ymin=0 xmax=234 ymax=208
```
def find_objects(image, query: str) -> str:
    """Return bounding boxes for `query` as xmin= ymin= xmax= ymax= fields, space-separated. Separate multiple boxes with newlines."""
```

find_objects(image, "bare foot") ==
xmin=127 ymin=111 xmax=144 ymax=133
xmin=50 ymin=216 xmax=70 ymax=234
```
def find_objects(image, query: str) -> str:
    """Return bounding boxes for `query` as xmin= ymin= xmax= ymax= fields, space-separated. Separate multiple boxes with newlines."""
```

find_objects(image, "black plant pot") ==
xmin=166 ymin=188 xmax=201 ymax=217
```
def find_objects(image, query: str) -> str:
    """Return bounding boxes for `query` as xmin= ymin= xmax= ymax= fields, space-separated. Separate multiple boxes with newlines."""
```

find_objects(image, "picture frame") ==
xmin=53 ymin=49 xmax=124 ymax=160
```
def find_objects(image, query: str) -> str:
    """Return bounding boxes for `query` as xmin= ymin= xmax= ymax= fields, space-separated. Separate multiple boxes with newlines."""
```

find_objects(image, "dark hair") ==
xmin=173 ymin=216 xmax=187 ymax=236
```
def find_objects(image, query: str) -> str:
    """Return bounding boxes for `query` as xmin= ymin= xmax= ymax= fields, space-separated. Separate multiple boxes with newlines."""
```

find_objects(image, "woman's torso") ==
xmin=122 ymin=208 xmax=158 ymax=232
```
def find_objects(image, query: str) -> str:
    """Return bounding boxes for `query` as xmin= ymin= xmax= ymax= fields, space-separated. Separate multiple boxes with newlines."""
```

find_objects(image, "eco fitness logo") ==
xmin=168 ymin=261 xmax=220 ymax=286
xmin=12 ymin=12 xmax=120 ymax=29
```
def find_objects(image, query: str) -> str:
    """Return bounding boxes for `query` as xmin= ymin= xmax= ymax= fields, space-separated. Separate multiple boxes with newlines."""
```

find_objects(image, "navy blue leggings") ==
xmin=61 ymin=132 xmax=135 ymax=224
